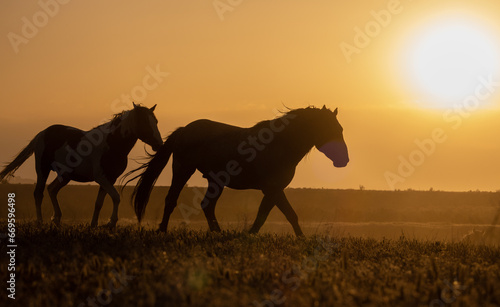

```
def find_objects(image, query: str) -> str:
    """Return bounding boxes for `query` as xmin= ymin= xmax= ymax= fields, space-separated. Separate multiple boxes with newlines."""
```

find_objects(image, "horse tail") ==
xmin=0 ymin=133 xmax=40 ymax=181
xmin=132 ymin=129 xmax=179 ymax=222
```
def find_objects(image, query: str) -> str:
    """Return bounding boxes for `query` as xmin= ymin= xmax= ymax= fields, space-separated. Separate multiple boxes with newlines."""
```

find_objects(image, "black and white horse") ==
xmin=130 ymin=106 xmax=348 ymax=236
xmin=0 ymin=103 xmax=163 ymax=227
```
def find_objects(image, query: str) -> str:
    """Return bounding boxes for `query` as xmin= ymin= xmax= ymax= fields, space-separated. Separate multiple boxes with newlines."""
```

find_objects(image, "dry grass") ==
xmin=1 ymin=222 xmax=499 ymax=306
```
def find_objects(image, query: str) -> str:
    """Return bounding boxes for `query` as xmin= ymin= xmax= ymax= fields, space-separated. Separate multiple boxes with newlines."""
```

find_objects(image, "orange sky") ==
xmin=2 ymin=0 xmax=500 ymax=191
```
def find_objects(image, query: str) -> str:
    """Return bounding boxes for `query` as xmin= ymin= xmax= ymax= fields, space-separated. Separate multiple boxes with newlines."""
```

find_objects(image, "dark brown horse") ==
xmin=131 ymin=106 xmax=348 ymax=236
xmin=0 ymin=103 xmax=163 ymax=227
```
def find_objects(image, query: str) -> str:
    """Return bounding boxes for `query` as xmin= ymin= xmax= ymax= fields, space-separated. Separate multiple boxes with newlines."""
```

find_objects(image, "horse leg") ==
xmin=33 ymin=165 xmax=50 ymax=225
xmin=90 ymin=187 xmax=107 ymax=227
xmin=96 ymin=179 xmax=120 ymax=228
xmin=47 ymin=177 xmax=70 ymax=225
xmin=201 ymin=180 xmax=224 ymax=232
xmin=159 ymin=165 xmax=195 ymax=232
xmin=274 ymin=190 xmax=304 ymax=237
xmin=248 ymin=194 xmax=275 ymax=234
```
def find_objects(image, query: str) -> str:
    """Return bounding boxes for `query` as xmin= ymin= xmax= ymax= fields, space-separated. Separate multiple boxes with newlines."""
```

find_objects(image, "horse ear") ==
xmin=322 ymin=105 xmax=327 ymax=110
xmin=333 ymin=108 xmax=338 ymax=115
xmin=132 ymin=102 xmax=137 ymax=108
xmin=150 ymin=104 xmax=157 ymax=112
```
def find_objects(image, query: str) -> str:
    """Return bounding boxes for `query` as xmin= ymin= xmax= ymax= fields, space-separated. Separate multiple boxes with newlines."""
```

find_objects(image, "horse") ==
xmin=130 ymin=106 xmax=349 ymax=236
xmin=0 ymin=103 xmax=163 ymax=227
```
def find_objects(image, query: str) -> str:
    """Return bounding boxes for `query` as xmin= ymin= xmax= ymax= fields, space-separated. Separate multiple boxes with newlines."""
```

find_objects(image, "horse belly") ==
xmin=100 ymin=154 xmax=128 ymax=181
xmin=52 ymin=147 xmax=96 ymax=182
xmin=199 ymin=162 xmax=293 ymax=191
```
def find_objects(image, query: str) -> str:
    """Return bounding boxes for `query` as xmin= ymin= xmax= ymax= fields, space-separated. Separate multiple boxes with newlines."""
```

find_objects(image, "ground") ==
xmin=0 ymin=223 xmax=499 ymax=307
xmin=1 ymin=185 xmax=500 ymax=306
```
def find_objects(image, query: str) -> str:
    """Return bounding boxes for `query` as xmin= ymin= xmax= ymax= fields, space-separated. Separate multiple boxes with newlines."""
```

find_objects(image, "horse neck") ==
xmin=101 ymin=113 xmax=138 ymax=155
xmin=269 ymin=113 xmax=317 ymax=164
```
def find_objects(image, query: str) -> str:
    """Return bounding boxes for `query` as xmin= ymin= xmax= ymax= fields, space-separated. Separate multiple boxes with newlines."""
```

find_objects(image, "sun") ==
xmin=403 ymin=16 xmax=500 ymax=109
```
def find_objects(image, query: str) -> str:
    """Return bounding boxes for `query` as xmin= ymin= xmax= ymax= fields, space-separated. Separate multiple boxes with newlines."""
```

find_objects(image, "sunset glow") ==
xmin=2 ymin=1 xmax=500 ymax=191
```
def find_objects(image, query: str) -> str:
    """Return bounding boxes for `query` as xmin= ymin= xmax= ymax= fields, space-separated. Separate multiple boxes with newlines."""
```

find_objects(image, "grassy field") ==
xmin=0 ymin=223 xmax=499 ymax=306
xmin=1 ymin=184 xmax=500 ymax=306
xmin=2 ymin=184 xmax=500 ymax=240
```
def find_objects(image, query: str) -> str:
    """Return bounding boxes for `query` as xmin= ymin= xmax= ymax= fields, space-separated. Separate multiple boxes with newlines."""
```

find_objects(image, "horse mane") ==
xmin=250 ymin=106 xmax=324 ymax=158
xmin=251 ymin=105 xmax=320 ymax=128
xmin=110 ymin=110 xmax=130 ymax=126
xmin=283 ymin=105 xmax=322 ymax=117
xmin=91 ymin=105 xmax=145 ymax=130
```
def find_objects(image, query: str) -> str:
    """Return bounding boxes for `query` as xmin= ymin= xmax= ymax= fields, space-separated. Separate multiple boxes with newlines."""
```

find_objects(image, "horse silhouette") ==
xmin=130 ymin=106 xmax=348 ymax=236
xmin=0 ymin=103 xmax=163 ymax=227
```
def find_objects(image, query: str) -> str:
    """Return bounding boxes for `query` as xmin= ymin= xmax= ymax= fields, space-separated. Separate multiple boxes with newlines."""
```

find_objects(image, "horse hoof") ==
xmin=51 ymin=217 xmax=61 ymax=226
xmin=102 ymin=222 xmax=116 ymax=229
xmin=248 ymin=228 xmax=258 ymax=235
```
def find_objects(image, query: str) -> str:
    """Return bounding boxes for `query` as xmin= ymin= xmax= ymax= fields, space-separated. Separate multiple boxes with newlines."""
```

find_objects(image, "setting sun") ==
xmin=403 ymin=16 xmax=500 ymax=109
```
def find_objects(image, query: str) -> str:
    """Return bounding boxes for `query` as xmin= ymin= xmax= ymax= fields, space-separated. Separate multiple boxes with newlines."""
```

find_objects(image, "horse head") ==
xmin=129 ymin=102 xmax=163 ymax=151
xmin=313 ymin=106 xmax=349 ymax=168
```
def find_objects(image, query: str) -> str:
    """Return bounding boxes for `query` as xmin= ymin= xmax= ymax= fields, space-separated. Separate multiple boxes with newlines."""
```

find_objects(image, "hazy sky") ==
xmin=2 ymin=0 xmax=500 ymax=191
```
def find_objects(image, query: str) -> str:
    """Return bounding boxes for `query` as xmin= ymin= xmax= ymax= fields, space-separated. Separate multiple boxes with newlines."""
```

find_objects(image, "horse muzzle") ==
xmin=333 ymin=159 xmax=349 ymax=168
xmin=151 ymin=143 xmax=162 ymax=152
xmin=318 ymin=141 xmax=349 ymax=168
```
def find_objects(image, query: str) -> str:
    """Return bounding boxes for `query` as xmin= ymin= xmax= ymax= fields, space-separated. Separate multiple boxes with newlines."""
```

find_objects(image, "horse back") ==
xmin=40 ymin=124 xmax=86 ymax=153
xmin=174 ymin=119 xmax=295 ymax=190
xmin=38 ymin=125 xmax=101 ymax=182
